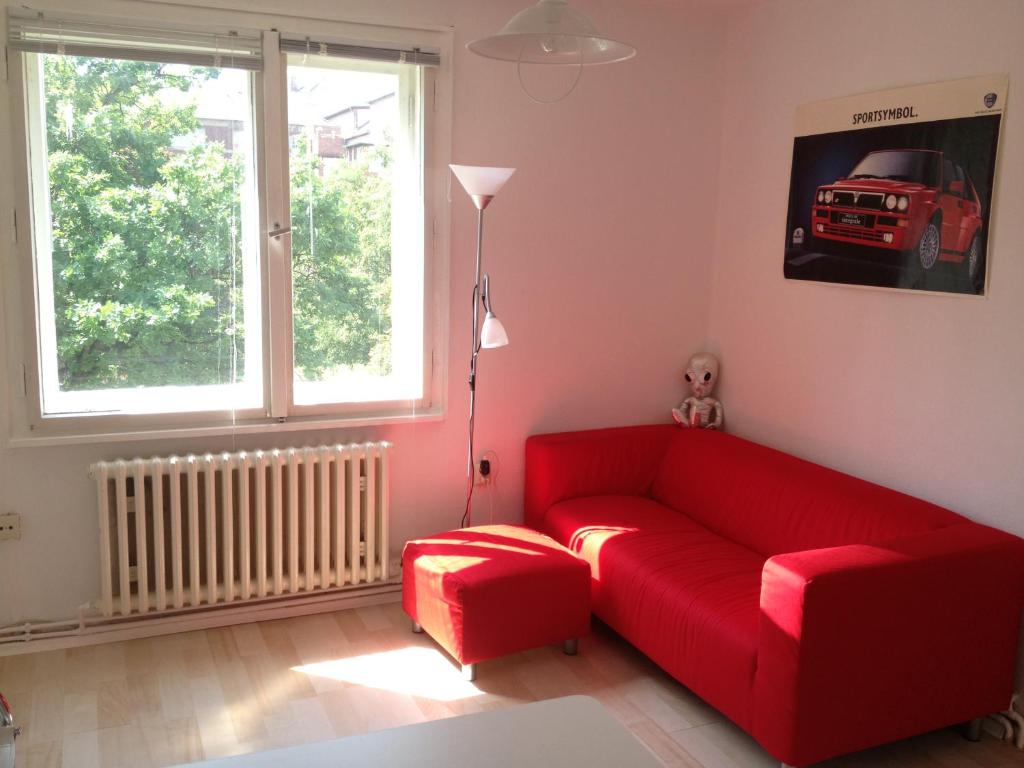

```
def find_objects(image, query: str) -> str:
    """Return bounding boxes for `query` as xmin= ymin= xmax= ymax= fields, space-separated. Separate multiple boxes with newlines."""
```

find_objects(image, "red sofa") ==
xmin=525 ymin=424 xmax=1024 ymax=767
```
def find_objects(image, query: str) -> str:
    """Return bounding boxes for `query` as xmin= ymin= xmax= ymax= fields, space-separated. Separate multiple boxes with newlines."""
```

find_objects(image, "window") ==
xmin=6 ymin=10 xmax=447 ymax=438
xmin=25 ymin=53 xmax=262 ymax=416
xmin=285 ymin=55 xmax=424 ymax=407
xmin=943 ymin=159 xmax=956 ymax=193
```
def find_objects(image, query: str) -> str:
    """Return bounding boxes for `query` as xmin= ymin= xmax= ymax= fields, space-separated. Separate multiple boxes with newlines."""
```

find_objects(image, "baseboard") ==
xmin=0 ymin=582 xmax=402 ymax=657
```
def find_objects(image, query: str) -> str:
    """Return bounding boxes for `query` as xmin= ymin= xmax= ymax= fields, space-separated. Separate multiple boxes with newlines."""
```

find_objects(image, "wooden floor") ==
xmin=2 ymin=602 xmax=1022 ymax=768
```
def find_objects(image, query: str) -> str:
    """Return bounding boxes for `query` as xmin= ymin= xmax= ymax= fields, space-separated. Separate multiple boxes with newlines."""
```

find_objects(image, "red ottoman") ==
xmin=402 ymin=524 xmax=591 ymax=680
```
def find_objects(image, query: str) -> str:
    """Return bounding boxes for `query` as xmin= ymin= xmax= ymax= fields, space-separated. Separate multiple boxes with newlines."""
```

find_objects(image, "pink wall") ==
xmin=0 ymin=0 xmax=726 ymax=623
xmin=708 ymin=0 xmax=1024 ymax=537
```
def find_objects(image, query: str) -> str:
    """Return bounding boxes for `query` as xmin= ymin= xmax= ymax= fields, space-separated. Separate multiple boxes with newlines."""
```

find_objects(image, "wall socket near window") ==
xmin=474 ymin=461 xmax=490 ymax=485
xmin=474 ymin=452 xmax=497 ymax=486
xmin=0 ymin=513 xmax=21 ymax=541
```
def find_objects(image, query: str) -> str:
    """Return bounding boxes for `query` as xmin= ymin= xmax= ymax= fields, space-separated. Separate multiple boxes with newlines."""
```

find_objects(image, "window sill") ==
xmin=6 ymin=407 xmax=444 ymax=449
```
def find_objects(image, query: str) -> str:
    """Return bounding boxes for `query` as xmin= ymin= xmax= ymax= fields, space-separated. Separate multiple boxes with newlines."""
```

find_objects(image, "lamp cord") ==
xmin=461 ymin=387 xmax=476 ymax=528
xmin=516 ymin=37 xmax=584 ymax=104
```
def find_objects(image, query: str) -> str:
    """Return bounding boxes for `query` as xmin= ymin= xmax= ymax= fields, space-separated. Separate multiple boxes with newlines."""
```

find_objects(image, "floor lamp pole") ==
xmin=449 ymin=163 xmax=514 ymax=530
xmin=463 ymin=207 xmax=485 ymax=528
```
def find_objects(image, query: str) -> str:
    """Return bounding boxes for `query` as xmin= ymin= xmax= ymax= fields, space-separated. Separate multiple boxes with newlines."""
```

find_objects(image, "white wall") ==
xmin=708 ymin=0 xmax=1024 ymax=537
xmin=11 ymin=0 xmax=1020 ymax=636
xmin=0 ymin=0 xmax=727 ymax=624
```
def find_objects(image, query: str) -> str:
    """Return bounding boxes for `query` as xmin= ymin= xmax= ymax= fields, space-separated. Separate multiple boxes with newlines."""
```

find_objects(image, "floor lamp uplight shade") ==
xmin=450 ymin=164 xmax=515 ymax=528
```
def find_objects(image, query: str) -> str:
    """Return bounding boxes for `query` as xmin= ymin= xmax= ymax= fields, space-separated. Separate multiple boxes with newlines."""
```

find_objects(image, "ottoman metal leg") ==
xmin=412 ymin=620 xmax=423 ymax=634
xmin=964 ymin=717 xmax=983 ymax=742
xmin=461 ymin=663 xmax=476 ymax=682
xmin=563 ymin=638 xmax=579 ymax=656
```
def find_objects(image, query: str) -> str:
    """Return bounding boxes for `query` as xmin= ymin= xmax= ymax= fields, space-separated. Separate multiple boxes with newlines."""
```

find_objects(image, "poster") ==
xmin=783 ymin=75 xmax=1007 ymax=296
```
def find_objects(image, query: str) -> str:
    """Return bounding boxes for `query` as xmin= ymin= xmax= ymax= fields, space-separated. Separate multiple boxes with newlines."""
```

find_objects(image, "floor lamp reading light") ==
xmin=450 ymin=164 xmax=516 ymax=528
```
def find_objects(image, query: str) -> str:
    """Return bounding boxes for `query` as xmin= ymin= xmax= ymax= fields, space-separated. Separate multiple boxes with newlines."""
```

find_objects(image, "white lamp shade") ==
xmin=467 ymin=0 xmax=636 ymax=65
xmin=450 ymin=165 xmax=516 ymax=198
xmin=480 ymin=312 xmax=509 ymax=348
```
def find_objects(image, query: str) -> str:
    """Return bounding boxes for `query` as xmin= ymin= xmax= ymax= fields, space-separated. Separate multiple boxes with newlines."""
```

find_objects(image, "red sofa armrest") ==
xmin=524 ymin=424 xmax=676 ymax=530
xmin=753 ymin=522 xmax=1024 ymax=767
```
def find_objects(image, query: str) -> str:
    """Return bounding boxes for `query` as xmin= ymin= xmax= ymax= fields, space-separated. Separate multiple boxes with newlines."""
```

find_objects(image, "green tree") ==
xmin=44 ymin=55 xmax=392 ymax=392
xmin=46 ymin=55 xmax=244 ymax=390
xmin=289 ymin=136 xmax=393 ymax=380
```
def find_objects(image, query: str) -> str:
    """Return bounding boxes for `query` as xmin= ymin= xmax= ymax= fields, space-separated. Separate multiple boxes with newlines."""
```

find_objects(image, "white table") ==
xmin=176 ymin=695 xmax=663 ymax=768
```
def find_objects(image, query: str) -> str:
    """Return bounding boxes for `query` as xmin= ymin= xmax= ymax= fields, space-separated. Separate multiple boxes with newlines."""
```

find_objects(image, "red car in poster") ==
xmin=811 ymin=149 xmax=984 ymax=280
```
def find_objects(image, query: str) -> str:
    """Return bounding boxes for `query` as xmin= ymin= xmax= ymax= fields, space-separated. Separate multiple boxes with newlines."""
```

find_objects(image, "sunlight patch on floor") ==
xmin=293 ymin=646 xmax=484 ymax=702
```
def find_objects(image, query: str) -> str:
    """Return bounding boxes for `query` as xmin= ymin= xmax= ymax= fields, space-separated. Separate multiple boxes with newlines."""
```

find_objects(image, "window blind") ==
xmin=6 ymin=9 xmax=262 ymax=70
xmin=279 ymin=37 xmax=440 ymax=67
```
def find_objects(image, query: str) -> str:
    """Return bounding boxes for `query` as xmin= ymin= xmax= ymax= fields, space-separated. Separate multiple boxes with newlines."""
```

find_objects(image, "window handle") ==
xmin=268 ymin=225 xmax=292 ymax=239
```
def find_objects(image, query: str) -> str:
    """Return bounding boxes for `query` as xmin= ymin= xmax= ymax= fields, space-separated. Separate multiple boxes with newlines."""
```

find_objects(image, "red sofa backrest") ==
xmin=525 ymin=425 xmax=677 ymax=530
xmin=651 ymin=429 xmax=963 ymax=556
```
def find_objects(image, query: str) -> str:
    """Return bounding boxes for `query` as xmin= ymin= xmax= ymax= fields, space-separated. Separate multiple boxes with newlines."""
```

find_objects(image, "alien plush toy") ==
xmin=671 ymin=352 xmax=724 ymax=430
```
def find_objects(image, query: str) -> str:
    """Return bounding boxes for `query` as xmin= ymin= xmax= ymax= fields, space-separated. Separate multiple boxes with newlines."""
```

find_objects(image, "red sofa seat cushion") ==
xmin=543 ymin=494 xmax=697 ymax=544
xmin=543 ymin=496 xmax=765 ymax=728
xmin=402 ymin=525 xmax=591 ymax=665
xmin=652 ymin=429 xmax=963 ymax=557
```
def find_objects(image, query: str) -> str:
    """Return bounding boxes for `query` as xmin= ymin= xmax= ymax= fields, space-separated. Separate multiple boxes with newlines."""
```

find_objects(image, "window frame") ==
xmin=270 ymin=45 xmax=432 ymax=421
xmin=2 ymin=5 xmax=452 ymax=446
xmin=22 ymin=51 xmax=268 ymax=421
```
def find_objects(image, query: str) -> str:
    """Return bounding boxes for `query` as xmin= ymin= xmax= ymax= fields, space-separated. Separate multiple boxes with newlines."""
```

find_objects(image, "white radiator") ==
xmin=90 ymin=442 xmax=391 ymax=618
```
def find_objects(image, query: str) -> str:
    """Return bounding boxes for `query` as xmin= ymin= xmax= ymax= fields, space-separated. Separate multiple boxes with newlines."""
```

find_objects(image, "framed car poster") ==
xmin=784 ymin=75 xmax=1007 ymax=296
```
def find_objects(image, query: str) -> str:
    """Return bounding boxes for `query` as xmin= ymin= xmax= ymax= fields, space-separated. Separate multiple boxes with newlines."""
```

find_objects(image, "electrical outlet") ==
xmin=0 ymin=513 xmax=21 ymax=541
xmin=475 ymin=453 xmax=498 ymax=486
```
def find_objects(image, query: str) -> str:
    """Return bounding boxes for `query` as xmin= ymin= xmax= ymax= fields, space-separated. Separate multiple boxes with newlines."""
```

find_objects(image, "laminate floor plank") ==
xmin=2 ymin=603 xmax=1023 ymax=767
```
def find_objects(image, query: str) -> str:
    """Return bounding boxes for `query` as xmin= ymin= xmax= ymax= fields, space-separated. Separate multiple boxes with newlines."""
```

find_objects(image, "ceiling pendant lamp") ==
xmin=467 ymin=0 xmax=635 ymax=103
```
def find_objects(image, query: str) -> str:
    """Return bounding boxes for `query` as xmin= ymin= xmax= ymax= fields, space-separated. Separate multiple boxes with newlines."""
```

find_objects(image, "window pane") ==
xmin=30 ymin=54 xmax=261 ymax=415
xmin=287 ymin=57 xmax=424 ymax=406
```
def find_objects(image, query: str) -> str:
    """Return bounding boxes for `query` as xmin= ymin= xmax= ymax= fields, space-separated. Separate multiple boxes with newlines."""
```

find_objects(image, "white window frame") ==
xmin=1 ymin=3 xmax=452 ymax=446
xmin=271 ymin=47 xmax=429 ymax=419
xmin=23 ymin=53 xmax=267 ymax=420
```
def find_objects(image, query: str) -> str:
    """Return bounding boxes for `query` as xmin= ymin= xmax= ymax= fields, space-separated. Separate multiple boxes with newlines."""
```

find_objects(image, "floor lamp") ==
xmin=450 ymin=164 xmax=516 ymax=528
